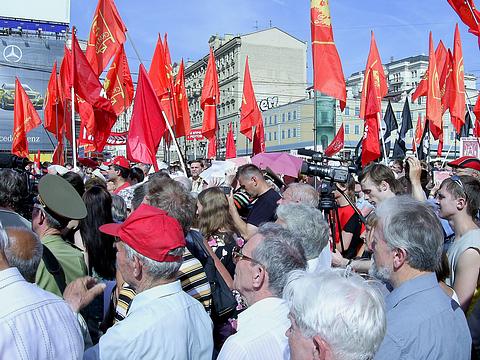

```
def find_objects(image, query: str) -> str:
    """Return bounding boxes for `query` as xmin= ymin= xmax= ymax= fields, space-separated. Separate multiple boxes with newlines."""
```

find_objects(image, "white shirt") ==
xmin=0 ymin=267 xmax=83 ymax=359
xmin=218 ymin=297 xmax=290 ymax=360
xmin=93 ymin=280 xmax=213 ymax=360
xmin=307 ymin=247 xmax=332 ymax=273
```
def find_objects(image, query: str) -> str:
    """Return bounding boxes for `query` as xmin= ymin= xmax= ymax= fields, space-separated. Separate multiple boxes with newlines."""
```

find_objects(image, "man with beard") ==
xmin=371 ymin=196 xmax=471 ymax=359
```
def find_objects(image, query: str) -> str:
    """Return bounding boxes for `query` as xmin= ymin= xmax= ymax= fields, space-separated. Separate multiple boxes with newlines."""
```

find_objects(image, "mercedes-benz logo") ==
xmin=3 ymin=45 xmax=22 ymax=63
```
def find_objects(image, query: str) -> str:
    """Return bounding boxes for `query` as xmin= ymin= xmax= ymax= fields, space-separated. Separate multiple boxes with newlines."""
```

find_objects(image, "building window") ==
xmin=345 ymin=107 xmax=350 ymax=116
xmin=354 ymin=125 xmax=359 ymax=135
xmin=282 ymin=113 xmax=286 ymax=123
xmin=450 ymin=131 xmax=454 ymax=140
xmin=282 ymin=130 xmax=285 ymax=139
xmin=293 ymin=111 xmax=297 ymax=120
xmin=345 ymin=124 xmax=350 ymax=134
xmin=409 ymin=129 xmax=413 ymax=137
xmin=269 ymin=116 xmax=272 ymax=125
xmin=274 ymin=115 xmax=278 ymax=124
xmin=274 ymin=132 xmax=277 ymax=140
xmin=268 ymin=132 xmax=272 ymax=141
xmin=293 ymin=128 xmax=297 ymax=137
xmin=355 ymin=107 xmax=360 ymax=116
xmin=288 ymin=112 xmax=291 ymax=121
xmin=288 ymin=129 xmax=291 ymax=138
xmin=396 ymin=111 xmax=401 ymax=119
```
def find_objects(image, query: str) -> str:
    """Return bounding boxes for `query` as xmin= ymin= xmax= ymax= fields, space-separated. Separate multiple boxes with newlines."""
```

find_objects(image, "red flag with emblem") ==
xmin=426 ymin=32 xmax=442 ymax=132
xmin=310 ymin=0 xmax=346 ymax=110
xmin=239 ymin=57 xmax=262 ymax=141
xmin=12 ymin=78 xmax=42 ymax=158
xmin=413 ymin=114 xmax=424 ymax=152
xmin=44 ymin=61 xmax=64 ymax=139
xmin=361 ymin=71 xmax=381 ymax=166
xmin=447 ymin=0 xmax=480 ymax=45
xmin=324 ymin=123 xmax=345 ymax=157
xmin=449 ymin=24 xmax=466 ymax=134
xmin=201 ymin=47 xmax=220 ymax=145
xmin=252 ymin=120 xmax=266 ymax=156
xmin=225 ymin=123 xmax=236 ymax=159
xmin=104 ymin=44 xmax=134 ymax=116
xmin=127 ymin=64 xmax=166 ymax=170
xmin=86 ymin=0 xmax=127 ymax=76
xmin=173 ymin=60 xmax=191 ymax=138
xmin=59 ymin=46 xmax=72 ymax=101
xmin=360 ymin=31 xmax=388 ymax=120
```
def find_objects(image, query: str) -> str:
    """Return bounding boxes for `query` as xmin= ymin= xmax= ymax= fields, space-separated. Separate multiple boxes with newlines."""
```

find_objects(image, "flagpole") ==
xmin=71 ymin=87 xmax=77 ymax=169
xmin=41 ymin=124 xmax=56 ymax=150
xmin=378 ymin=112 xmax=388 ymax=165
xmin=427 ymin=121 xmax=431 ymax=163
xmin=164 ymin=114 xmax=187 ymax=175
xmin=442 ymin=143 xmax=455 ymax=167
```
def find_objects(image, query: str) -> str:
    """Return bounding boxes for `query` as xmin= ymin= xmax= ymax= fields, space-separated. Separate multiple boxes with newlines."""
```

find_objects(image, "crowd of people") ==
xmin=0 ymin=153 xmax=479 ymax=359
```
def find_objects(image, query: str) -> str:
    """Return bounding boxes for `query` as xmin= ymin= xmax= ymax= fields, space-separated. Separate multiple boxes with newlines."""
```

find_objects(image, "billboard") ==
xmin=0 ymin=1 xmax=70 ymax=25
xmin=0 ymin=34 xmax=65 ymax=152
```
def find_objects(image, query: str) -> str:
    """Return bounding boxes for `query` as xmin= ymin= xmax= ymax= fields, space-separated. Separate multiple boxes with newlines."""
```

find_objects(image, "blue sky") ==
xmin=71 ymin=0 xmax=480 ymax=84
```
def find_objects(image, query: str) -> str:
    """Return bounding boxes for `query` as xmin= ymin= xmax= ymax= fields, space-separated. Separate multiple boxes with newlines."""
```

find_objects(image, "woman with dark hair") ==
xmin=197 ymin=187 xmax=238 ymax=279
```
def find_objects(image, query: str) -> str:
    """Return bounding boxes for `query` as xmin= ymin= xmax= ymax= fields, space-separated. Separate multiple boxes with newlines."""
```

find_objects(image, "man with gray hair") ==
xmin=79 ymin=203 xmax=213 ymax=359
xmin=218 ymin=223 xmax=307 ymax=360
xmin=284 ymin=269 xmax=387 ymax=360
xmin=277 ymin=182 xmax=319 ymax=208
xmin=0 ymin=226 xmax=84 ymax=359
xmin=276 ymin=203 xmax=330 ymax=271
xmin=371 ymin=196 xmax=471 ymax=359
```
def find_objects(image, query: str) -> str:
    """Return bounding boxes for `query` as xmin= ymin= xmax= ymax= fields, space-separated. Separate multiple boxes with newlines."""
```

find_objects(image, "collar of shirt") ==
xmin=386 ymin=272 xmax=438 ymax=310
xmin=0 ymin=267 xmax=24 ymax=289
xmin=127 ymin=280 xmax=183 ymax=316
xmin=41 ymin=234 xmax=64 ymax=246
xmin=237 ymin=296 xmax=288 ymax=332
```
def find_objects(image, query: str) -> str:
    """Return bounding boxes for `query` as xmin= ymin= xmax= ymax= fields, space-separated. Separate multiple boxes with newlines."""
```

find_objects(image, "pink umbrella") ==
xmin=251 ymin=152 xmax=304 ymax=178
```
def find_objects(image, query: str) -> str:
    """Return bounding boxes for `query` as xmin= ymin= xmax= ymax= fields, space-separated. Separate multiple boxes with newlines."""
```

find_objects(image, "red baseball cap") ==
xmin=105 ymin=156 xmax=131 ymax=169
xmin=77 ymin=157 xmax=98 ymax=169
xmin=448 ymin=156 xmax=480 ymax=172
xmin=99 ymin=204 xmax=185 ymax=262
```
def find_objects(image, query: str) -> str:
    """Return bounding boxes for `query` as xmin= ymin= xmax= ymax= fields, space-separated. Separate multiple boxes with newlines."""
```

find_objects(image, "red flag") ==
xmin=450 ymin=24 xmax=466 ymax=134
xmin=225 ymin=123 xmax=236 ymax=159
xmin=163 ymin=33 xmax=178 ymax=127
xmin=34 ymin=150 xmax=41 ymax=174
xmin=12 ymin=78 xmax=42 ymax=157
xmin=59 ymin=46 xmax=72 ymax=102
xmin=426 ymin=32 xmax=442 ymax=132
xmin=447 ymin=0 xmax=480 ymax=44
xmin=437 ymin=132 xmax=444 ymax=157
xmin=360 ymin=31 xmax=388 ymax=120
xmin=239 ymin=57 xmax=262 ymax=141
xmin=201 ymin=47 xmax=220 ymax=143
xmin=72 ymin=29 xmax=117 ymax=152
xmin=86 ymin=0 xmax=127 ymax=76
xmin=252 ymin=120 xmax=266 ymax=156
xmin=473 ymin=92 xmax=480 ymax=137
xmin=149 ymin=35 xmax=175 ymax=126
xmin=413 ymin=114 xmax=424 ymax=152
xmin=52 ymin=134 xmax=64 ymax=165
xmin=104 ymin=44 xmax=134 ymax=116
xmin=324 ymin=123 xmax=345 ymax=157
xmin=173 ymin=60 xmax=191 ymax=138
xmin=361 ymin=71 xmax=381 ymax=166
xmin=126 ymin=64 xmax=167 ymax=170
xmin=44 ymin=61 xmax=64 ymax=139
xmin=440 ymin=48 xmax=453 ymax=116
xmin=207 ymin=135 xmax=217 ymax=159
xmin=310 ymin=0 xmax=346 ymax=110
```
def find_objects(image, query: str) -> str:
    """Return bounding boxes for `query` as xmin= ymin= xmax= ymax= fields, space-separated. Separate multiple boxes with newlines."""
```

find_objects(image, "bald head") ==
xmin=4 ymin=227 xmax=43 ymax=282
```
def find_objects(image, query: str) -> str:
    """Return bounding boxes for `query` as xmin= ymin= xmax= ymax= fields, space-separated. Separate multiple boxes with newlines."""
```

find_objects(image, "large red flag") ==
xmin=52 ymin=133 xmax=65 ymax=165
xmin=44 ymin=61 xmax=64 ymax=139
xmin=12 ymin=78 xmax=42 ymax=157
xmin=450 ymin=24 xmax=466 ymax=134
xmin=426 ymin=32 xmax=442 ymax=133
xmin=413 ymin=114 xmax=424 ymax=152
xmin=447 ymin=0 xmax=480 ymax=44
xmin=473 ymin=92 xmax=480 ymax=137
xmin=207 ymin=135 xmax=217 ymax=159
xmin=252 ymin=120 xmax=266 ymax=156
xmin=324 ymin=123 xmax=344 ymax=157
xmin=239 ymin=57 xmax=262 ymax=141
xmin=360 ymin=31 xmax=388 ymax=120
xmin=104 ymin=44 xmax=134 ymax=116
xmin=201 ymin=47 xmax=220 ymax=141
xmin=361 ymin=71 xmax=381 ymax=166
xmin=59 ymin=45 xmax=72 ymax=102
xmin=126 ymin=64 xmax=167 ymax=170
xmin=174 ymin=60 xmax=191 ymax=138
xmin=86 ymin=0 xmax=127 ymax=76
xmin=225 ymin=123 xmax=236 ymax=159
xmin=310 ymin=0 xmax=346 ymax=110
xmin=72 ymin=29 xmax=117 ymax=152
xmin=163 ymin=33 xmax=178 ymax=127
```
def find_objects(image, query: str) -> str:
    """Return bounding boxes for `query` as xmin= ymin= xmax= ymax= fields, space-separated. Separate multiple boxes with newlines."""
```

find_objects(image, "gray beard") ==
xmin=369 ymin=260 xmax=393 ymax=283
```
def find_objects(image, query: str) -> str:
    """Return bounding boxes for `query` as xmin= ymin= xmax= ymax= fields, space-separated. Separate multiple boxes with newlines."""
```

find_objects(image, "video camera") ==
xmin=0 ymin=153 xmax=31 ymax=169
xmin=298 ymin=149 xmax=357 ymax=184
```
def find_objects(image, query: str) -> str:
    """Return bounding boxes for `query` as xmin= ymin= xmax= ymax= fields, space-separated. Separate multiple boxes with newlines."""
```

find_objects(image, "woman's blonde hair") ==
xmin=197 ymin=187 xmax=237 ymax=240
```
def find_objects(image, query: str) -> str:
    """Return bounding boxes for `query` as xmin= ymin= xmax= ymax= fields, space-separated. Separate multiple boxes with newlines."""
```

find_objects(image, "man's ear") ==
xmin=132 ymin=255 xmax=143 ymax=279
xmin=312 ymin=335 xmax=332 ymax=360
xmin=456 ymin=197 xmax=468 ymax=212
xmin=251 ymin=263 xmax=266 ymax=290
xmin=380 ymin=180 xmax=389 ymax=192
xmin=393 ymin=247 xmax=407 ymax=270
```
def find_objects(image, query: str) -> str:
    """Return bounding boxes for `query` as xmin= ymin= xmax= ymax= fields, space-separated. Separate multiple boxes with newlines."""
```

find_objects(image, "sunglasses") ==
xmin=232 ymin=246 xmax=263 ymax=266
xmin=451 ymin=175 xmax=468 ymax=200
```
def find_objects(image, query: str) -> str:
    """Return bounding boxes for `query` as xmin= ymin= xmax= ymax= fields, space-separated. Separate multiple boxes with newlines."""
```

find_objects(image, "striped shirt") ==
xmin=114 ymin=248 xmax=212 ymax=322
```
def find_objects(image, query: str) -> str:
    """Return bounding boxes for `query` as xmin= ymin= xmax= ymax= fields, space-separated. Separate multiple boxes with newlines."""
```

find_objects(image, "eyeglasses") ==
xmin=232 ymin=246 xmax=263 ymax=266
xmin=451 ymin=175 xmax=468 ymax=200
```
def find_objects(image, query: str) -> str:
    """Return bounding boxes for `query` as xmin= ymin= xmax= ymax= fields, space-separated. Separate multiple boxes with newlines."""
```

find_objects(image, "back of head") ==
xmin=197 ymin=187 xmax=236 ymax=238
xmin=376 ymin=195 xmax=443 ymax=271
xmin=111 ymin=194 xmax=127 ymax=223
xmin=128 ymin=167 xmax=145 ymax=185
xmin=253 ymin=223 xmax=307 ymax=297
xmin=62 ymin=171 xmax=85 ymax=197
xmin=2 ymin=227 xmax=43 ymax=282
xmin=283 ymin=182 xmax=319 ymax=207
xmin=237 ymin=164 xmax=264 ymax=182
xmin=146 ymin=177 xmax=196 ymax=234
xmin=284 ymin=269 xmax=386 ymax=360
xmin=0 ymin=169 xmax=28 ymax=213
xmin=276 ymin=203 xmax=328 ymax=259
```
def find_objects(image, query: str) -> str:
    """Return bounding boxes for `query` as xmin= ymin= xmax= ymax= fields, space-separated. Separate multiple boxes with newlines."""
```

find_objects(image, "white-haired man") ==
xmin=284 ymin=269 xmax=387 ymax=360
xmin=278 ymin=182 xmax=319 ymax=208
xmin=371 ymin=196 xmax=471 ymax=359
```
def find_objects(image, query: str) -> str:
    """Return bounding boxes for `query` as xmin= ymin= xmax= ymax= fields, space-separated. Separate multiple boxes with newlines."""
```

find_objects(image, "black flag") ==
xmin=393 ymin=98 xmax=413 ymax=159
xmin=457 ymin=111 xmax=472 ymax=140
xmin=417 ymin=120 xmax=430 ymax=161
xmin=382 ymin=100 xmax=398 ymax=158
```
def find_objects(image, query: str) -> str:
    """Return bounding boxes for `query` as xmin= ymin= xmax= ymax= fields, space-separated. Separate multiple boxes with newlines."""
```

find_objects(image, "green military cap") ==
xmin=38 ymin=174 xmax=87 ymax=220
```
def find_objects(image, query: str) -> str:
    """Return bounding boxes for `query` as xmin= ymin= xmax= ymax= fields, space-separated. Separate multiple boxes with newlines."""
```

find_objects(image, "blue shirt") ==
xmin=84 ymin=280 xmax=213 ymax=360
xmin=375 ymin=273 xmax=471 ymax=360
